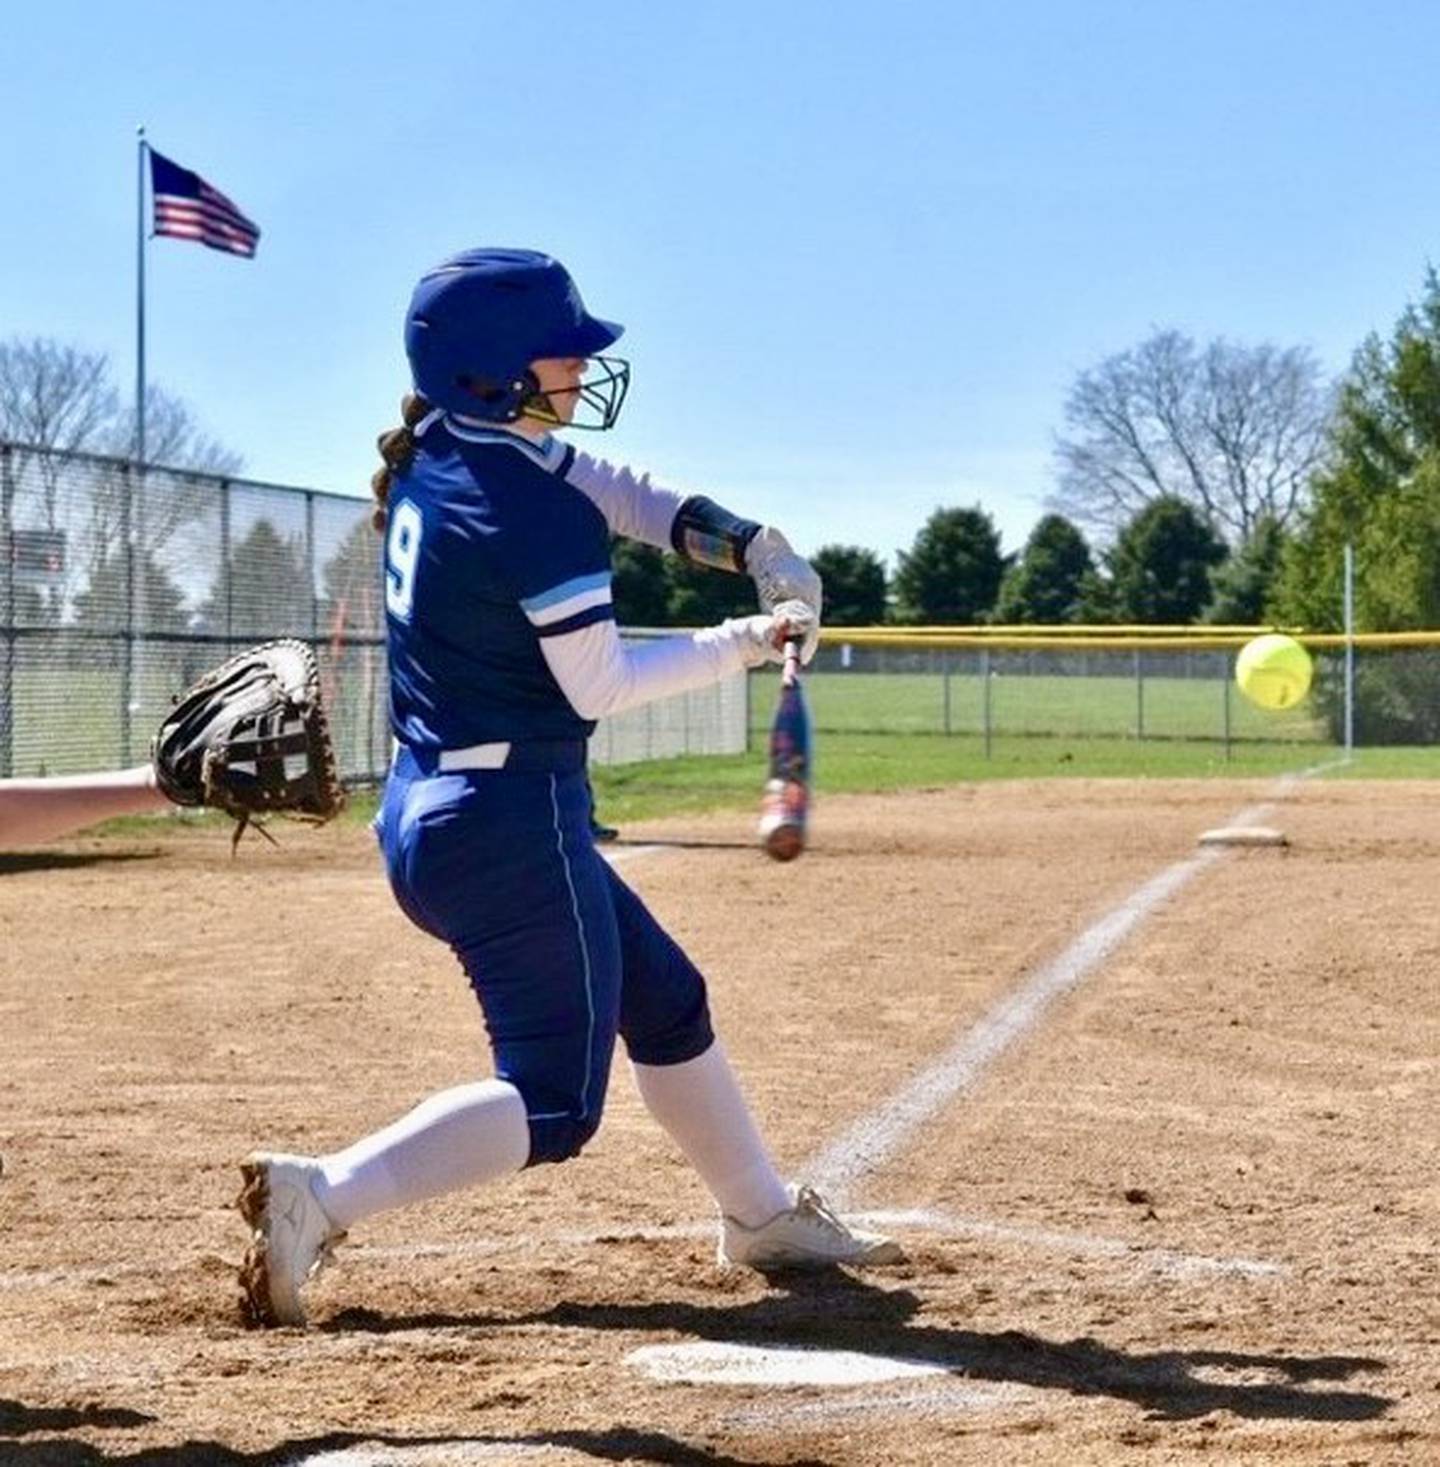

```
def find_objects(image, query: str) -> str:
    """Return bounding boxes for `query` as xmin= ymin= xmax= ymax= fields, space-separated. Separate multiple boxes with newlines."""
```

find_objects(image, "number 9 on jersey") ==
xmin=385 ymin=500 xmax=423 ymax=621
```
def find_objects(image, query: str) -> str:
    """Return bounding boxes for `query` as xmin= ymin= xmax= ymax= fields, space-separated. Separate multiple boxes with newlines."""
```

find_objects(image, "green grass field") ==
xmin=586 ymin=735 xmax=1440 ymax=825
xmin=27 ymin=654 xmax=1440 ymax=839
xmin=82 ymin=735 xmax=1440 ymax=839
xmin=747 ymin=669 xmax=1325 ymax=745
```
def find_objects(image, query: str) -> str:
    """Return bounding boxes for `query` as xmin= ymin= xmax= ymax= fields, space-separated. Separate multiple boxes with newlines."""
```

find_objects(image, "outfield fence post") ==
xmin=1343 ymin=542 xmax=1355 ymax=756
xmin=1222 ymin=652 xmax=1232 ymax=761
xmin=981 ymin=647 xmax=993 ymax=759
xmin=1134 ymin=648 xmax=1145 ymax=740
xmin=0 ymin=443 xmax=13 ymax=778
xmin=942 ymin=648 xmax=952 ymax=734
xmin=306 ymin=490 xmax=318 ymax=642
xmin=119 ymin=460 xmax=134 ymax=766
xmin=220 ymin=479 xmax=233 ymax=644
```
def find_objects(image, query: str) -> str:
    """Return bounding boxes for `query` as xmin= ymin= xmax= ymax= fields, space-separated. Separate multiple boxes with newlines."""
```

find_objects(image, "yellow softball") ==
xmin=1236 ymin=633 xmax=1313 ymax=711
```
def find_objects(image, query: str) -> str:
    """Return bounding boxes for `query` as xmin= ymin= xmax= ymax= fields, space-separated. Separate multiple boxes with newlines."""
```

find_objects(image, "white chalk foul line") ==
xmin=804 ymin=845 xmax=1224 ymax=1202
xmin=861 ymin=1209 xmax=1284 ymax=1280
xmin=805 ymin=768 xmax=1330 ymax=1206
xmin=346 ymin=1202 xmax=1281 ymax=1282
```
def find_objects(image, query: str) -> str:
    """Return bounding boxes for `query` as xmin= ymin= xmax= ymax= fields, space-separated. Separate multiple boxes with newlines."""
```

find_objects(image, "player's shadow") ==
xmin=0 ymin=1421 xmax=796 ymax=1466
xmin=0 ymin=1399 xmax=156 ymax=1437
xmin=0 ymin=849 xmax=162 ymax=874
xmin=329 ymin=1271 xmax=1391 ymax=1424
xmin=608 ymin=835 xmax=760 ymax=851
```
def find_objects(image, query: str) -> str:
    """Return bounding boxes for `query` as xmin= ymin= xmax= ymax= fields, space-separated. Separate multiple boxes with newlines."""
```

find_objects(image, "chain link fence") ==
xmin=0 ymin=441 xmax=388 ymax=779
xmin=746 ymin=640 xmax=1402 ymax=754
xmin=0 ymin=442 xmax=747 ymax=780
xmin=21 ymin=441 xmax=1435 ymax=777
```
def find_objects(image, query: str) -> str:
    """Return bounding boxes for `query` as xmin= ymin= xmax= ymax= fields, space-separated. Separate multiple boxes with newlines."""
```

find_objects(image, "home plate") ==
xmin=1197 ymin=825 xmax=1288 ymax=848
xmin=626 ymin=1341 xmax=948 ymax=1386
xmin=288 ymin=1444 xmax=572 ymax=1466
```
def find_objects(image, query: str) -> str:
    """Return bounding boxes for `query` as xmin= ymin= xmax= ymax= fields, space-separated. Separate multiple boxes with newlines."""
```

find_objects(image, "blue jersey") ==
xmin=382 ymin=415 xmax=616 ymax=749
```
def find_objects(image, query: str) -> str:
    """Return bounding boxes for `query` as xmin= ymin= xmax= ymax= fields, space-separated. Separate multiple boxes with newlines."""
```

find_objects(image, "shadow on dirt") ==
xmin=1 ymin=1400 xmax=156 ymax=1436
xmin=607 ymin=835 xmax=760 ymax=852
xmin=328 ymin=1271 xmax=1392 ymax=1424
xmin=0 ymin=1415 xmax=797 ymax=1466
xmin=0 ymin=850 xmax=162 ymax=875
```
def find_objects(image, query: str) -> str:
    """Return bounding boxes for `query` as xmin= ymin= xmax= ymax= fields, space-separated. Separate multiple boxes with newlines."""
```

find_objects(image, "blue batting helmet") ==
xmin=404 ymin=249 xmax=628 ymax=428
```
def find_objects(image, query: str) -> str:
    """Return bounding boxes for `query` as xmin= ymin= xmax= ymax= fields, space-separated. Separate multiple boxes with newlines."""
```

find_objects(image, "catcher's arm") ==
xmin=152 ymin=639 xmax=345 ymax=845
xmin=0 ymin=766 xmax=169 ymax=851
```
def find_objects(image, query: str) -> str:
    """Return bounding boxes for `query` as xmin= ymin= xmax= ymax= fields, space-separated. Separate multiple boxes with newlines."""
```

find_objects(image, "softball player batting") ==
xmin=238 ymin=248 xmax=901 ymax=1326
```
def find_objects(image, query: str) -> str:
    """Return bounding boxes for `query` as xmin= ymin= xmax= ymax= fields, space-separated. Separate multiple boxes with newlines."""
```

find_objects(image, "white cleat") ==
xmin=236 ymin=1152 xmax=345 ymax=1327
xmin=719 ymin=1185 xmax=905 ymax=1270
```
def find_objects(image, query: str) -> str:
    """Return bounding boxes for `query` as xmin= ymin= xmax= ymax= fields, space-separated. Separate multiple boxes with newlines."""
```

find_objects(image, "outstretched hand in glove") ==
xmin=152 ymin=639 xmax=345 ymax=843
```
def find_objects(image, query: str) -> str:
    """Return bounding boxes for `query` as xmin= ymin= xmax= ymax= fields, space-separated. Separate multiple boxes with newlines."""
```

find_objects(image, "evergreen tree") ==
xmin=610 ymin=538 xmax=672 ymax=626
xmin=893 ymin=505 xmax=1005 ymax=623
xmin=1107 ymin=497 xmax=1227 ymax=623
xmin=1274 ymin=267 xmax=1440 ymax=633
xmin=73 ymin=548 xmax=190 ymax=635
xmin=72 ymin=549 xmax=190 ymax=670
xmin=811 ymin=544 xmax=887 ymax=625
xmin=995 ymin=514 xmax=1093 ymax=623
xmin=201 ymin=519 xmax=312 ymax=639
xmin=319 ymin=518 xmax=382 ymax=638
xmin=664 ymin=557 xmax=759 ymax=624
xmin=1272 ymin=268 xmax=1440 ymax=739
xmin=1205 ymin=515 xmax=1286 ymax=623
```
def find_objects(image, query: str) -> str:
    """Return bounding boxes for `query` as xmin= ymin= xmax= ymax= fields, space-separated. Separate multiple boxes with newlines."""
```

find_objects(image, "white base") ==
xmin=1196 ymin=825 xmax=1288 ymax=848
xmin=626 ymin=1340 xmax=946 ymax=1386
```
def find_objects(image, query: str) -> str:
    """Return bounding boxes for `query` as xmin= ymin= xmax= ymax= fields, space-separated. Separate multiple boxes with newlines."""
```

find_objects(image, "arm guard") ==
xmin=670 ymin=495 xmax=762 ymax=574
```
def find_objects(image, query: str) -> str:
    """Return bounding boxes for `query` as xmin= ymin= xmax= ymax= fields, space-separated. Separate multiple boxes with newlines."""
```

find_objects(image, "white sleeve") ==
xmin=564 ymin=451 xmax=685 ymax=550
xmin=540 ymin=617 xmax=758 ymax=720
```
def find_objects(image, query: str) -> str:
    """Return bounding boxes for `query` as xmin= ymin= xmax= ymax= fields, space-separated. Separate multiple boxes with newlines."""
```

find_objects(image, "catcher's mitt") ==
xmin=152 ymin=639 xmax=345 ymax=842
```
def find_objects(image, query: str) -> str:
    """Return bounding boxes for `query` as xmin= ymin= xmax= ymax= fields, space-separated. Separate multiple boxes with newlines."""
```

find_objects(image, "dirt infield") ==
xmin=1 ymin=777 xmax=1437 ymax=1465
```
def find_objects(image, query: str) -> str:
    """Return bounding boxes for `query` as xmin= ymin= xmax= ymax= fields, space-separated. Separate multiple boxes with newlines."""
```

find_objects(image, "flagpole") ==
xmin=129 ymin=124 xmax=148 ymax=764
xmin=135 ymin=125 xmax=147 ymax=466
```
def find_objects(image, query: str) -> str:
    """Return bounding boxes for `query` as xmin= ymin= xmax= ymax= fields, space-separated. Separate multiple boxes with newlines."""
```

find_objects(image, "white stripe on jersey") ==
xmin=521 ymin=575 xmax=615 ymax=628
xmin=442 ymin=415 xmax=569 ymax=470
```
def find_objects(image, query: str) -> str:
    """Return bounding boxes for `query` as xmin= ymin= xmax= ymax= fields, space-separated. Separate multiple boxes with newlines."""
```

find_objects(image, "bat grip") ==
xmin=781 ymin=635 xmax=802 ymax=687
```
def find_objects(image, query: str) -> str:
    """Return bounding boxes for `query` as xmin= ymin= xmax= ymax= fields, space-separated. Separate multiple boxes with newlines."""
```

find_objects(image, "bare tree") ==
xmin=1 ymin=333 xmax=244 ymax=619
xmin=0 ymin=334 xmax=243 ymax=475
xmin=0 ymin=338 xmax=117 ymax=456
xmin=103 ymin=384 xmax=244 ymax=477
xmin=1051 ymin=329 xmax=1332 ymax=543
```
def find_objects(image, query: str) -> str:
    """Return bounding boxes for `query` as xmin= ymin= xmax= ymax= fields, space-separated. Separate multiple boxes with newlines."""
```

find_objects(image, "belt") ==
xmin=439 ymin=741 xmax=512 ymax=772
xmin=396 ymin=739 xmax=588 ymax=776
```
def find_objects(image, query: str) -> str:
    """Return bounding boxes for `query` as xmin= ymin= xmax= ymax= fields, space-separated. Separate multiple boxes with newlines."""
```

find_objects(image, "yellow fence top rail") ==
xmin=855 ymin=624 xmax=1299 ymax=636
xmin=818 ymin=629 xmax=1440 ymax=652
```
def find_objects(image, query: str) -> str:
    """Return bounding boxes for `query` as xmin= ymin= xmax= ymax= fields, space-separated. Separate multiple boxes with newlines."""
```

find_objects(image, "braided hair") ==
xmin=370 ymin=393 xmax=432 ymax=532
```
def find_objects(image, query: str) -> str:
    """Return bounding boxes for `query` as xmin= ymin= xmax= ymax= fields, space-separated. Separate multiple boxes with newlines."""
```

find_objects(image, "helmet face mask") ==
xmin=518 ymin=355 xmax=631 ymax=432
xmin=406 ymin=249 xmax=628 ymax=430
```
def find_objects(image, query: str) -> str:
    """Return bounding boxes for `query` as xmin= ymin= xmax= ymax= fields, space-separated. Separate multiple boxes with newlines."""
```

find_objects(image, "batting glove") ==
xmin=720 ymin=600 xmax=819 ymax=669
xmin=745 ymin=527 xmax=823 ymax=619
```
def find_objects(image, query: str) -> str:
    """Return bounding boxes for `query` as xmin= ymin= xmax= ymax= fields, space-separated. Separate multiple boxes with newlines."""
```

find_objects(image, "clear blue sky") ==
xmin=7 ymin=1 xmax=1440 ymax=566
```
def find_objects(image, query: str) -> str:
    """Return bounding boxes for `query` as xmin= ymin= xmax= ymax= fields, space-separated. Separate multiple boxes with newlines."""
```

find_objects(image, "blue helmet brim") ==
xmin=540 ymin=313 xmax=625 ymax=359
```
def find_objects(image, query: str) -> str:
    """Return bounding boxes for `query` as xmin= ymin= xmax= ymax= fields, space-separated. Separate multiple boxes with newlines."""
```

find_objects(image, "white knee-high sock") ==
xmin=631 ymin=1042 xmax=792 ymax=1228
xmin=314 ymin=1079 xmax=531 ymax=1229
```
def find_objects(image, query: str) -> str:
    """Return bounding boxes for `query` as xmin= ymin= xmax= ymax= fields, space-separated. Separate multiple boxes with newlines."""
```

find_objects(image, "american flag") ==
xmin=148 ymin=149 xmax=260 ymax=258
